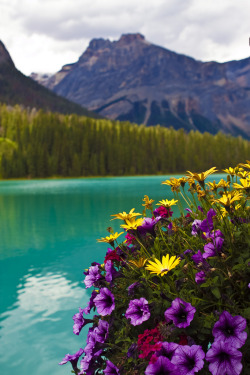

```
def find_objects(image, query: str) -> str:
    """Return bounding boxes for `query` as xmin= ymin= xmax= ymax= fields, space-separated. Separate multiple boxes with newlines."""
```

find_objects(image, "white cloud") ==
xmin=0 ymin=0 xmax=249 ymax=75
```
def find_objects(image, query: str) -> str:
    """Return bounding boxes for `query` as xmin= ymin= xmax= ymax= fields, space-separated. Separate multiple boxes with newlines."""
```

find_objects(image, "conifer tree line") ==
xmin=0 ymin=104 xmax=249 ymax=178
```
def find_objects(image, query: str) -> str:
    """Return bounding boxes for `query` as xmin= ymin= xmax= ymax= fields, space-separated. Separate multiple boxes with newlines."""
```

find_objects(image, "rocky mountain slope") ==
xmin=0 ymin=40 xmax=100 ymax=117
xmin=38 ymin=33 xmax=250 ymax=138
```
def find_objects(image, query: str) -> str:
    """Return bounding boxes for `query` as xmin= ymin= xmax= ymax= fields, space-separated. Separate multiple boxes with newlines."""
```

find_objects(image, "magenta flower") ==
xmin=171 ymin=345 xmax=205 ymax=375
xmin=93 ymin=288 xmax=115 ymax=316
xmin=145 ymin=356 xmax=178 ymax=375
xmin=84 ymin=265 xmax=103 ymax=288
xmin=125 ymin=297 xmax=150 ymax=326
xmin=59 ymin=348 xmax=84 ymax=372
xmin=103 ymin=360 xmax=120 ymax=374
xmin=72 ymin=307 xmax=93 ymax=335
xmin=164 ymin=298 xmax=196 ymax=328
xmin=206 ymin=340 xmax=243 ymax=375
xmin=212 ymin=310 xmax=247 ymax=348
xmin=154 ymin=205 xmax=173 ymax=218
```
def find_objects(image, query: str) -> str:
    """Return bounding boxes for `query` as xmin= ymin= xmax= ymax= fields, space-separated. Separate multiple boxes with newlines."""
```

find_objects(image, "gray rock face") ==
xmin=44 ymin=34 xmax=250 ymax=138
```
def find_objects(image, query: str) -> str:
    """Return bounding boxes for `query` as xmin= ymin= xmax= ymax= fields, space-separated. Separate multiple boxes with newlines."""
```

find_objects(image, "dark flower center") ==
xmin=187 ymin=357 xmax=196 ymax=371
xmin=224 ymin=324 xmax=234 ymax=337
xmin=177 ymin=309 xmax=187 ymax=322
xmin=105 ymin=296 xmax=113 ymax=307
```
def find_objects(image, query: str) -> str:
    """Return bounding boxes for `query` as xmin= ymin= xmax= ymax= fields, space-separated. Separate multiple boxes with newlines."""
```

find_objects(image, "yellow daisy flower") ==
xmin=120 ymin=217 xmax=144 ymax=231
xmin=156 ymin=199 xmax=178 ymax=208
xmin=186 ymin=167 xmax=218 ymax=183
xmin=213 ymin=192 xmax=243 ymax=208
xmin=162 ymin=178 xmax=181 ymax=192
xmin=145 ymin=254 xmax=181 ymax=276
xmin=128 ymin=257 xmax=148 ymax=268
xmin=238 ymin=160 xmax=250 ymax=169
xmin=97 ymin=232 xmax=123 ymax=244
xmin=142 ymin=195 xmax=155 ymax=209
xmin=233 ymin=178 xmax=250 ymax=191
xmin=217 ymin=179 xmax=230 ymax=189
xmin=110 ymin=208 xmax=141 ymax=221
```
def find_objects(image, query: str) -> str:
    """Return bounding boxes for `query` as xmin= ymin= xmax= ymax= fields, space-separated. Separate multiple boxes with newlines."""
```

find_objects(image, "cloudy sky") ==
xmin=1 ymin=0 xmax=249 ymax=76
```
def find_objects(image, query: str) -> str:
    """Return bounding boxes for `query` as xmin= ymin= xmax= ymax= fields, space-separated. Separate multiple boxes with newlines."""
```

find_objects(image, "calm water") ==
xmin=0 ymin=175 xmax=224 ymax=375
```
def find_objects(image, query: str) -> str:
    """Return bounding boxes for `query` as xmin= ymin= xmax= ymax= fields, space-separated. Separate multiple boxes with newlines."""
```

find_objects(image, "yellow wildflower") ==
xmin=111 ymin=208 xmax=141 ymax=221
xmin=128 ymin=257 xmax=148 ymax=268
xmin=238 ymin=160 xmax=250 ymax=169
xmin=97 ymin=232 xmax=123 ymax=244
xmin=142 ymin=195 xmax=154 ymax=209
xmin=206 ymin=180 xmax=218 ymax=191
xmin=213 ymin=191 xmax=243 ymax=208
xmin=186 ymin=167 xmax=218 ymax=184
xmin=162 ymin=178 xmax=181 ymax=192
xmin=236 ymin=170 xmax=249 ymax=179
xmin=120 ymin=217 xmax=144 ymax=231
xmin=217 ymin=179 xmax=230 ymax=189
xmin=233 ymin=178 xmax=250 ymax=191
xmin=145 ymin=254 xmax=181 ymax=276
xmin=223 ymin=167 xmax=237 ymax=176
xmin=156 ymin=199 xmax=178 ymax=208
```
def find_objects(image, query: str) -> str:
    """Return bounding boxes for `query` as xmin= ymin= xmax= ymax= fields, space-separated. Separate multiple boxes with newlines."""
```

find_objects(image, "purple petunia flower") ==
xmin=156 ymin=342 xmax=178 ymax=361
xmin=79 ymin=348 xmax=103 ymax=374
xmin=164 ymin=298 xmax=196 ymax=328
xmin=72 ymin=307 xmax=93 ymax=335
xmin=125 ymin=297 xmax=150 ymax=326
xmin=94 ymin=319 xmax=109 ymax=343
xmin=93 ymin=288 xmax=115 ymax=316
xmin=84 ymin=265 xmax=103 ymax=289
xmin=171 ymin=345 xmax=205 ymax=375
xmin=195 ymin=270 xmax=206 ymax=284
xmin=103 ymin=360 xmax=120 ymax=374
xmin=145 ymin=356 xmax=178 ymax=375
xmin=203 ymin=236 xmax=224 ymax=259
xmin=105 ymin=260 xmax=120 ymax=284
xmin=206 ymin=340 xmax=243 ymax=375
xmin=83 ymin=290 xmax=98 ymax=315
xmin=199 ymin=208 xmax=216 ymax=233
xmin=138 ymin=217 xmax=160 ymax=236
xmin=127 ymin=343 xmax=138 ymax=358
xmin=191 ymin=219 xmax=202 ymax=236
xmin=59 ymin=348 xmax=84 ymax=372
xmin=212 ymin=310 xmax=247 ymax=348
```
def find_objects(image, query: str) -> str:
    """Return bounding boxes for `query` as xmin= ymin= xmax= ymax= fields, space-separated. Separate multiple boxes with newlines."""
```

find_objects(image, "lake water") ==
xmin=0 ymin=175 xmax=224 ymax=375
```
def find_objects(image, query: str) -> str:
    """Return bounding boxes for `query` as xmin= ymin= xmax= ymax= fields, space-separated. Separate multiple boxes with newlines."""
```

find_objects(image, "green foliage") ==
xmin=0 ymin=104 xmax=250 ymax=178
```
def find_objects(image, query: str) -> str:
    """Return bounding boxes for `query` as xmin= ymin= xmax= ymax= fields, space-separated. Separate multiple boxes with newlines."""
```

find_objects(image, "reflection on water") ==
xmin=0 ymin=270 xmax=87 ymax=375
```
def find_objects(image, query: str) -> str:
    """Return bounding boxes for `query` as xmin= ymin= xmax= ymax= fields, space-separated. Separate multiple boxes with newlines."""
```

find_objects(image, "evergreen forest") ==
xmin=0 ymin=104 xmax=249 ymax=178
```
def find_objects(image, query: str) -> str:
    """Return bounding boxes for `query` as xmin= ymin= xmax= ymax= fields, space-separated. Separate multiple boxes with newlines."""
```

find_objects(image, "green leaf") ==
xmin=211 ymin=287 xmax=221 ymax=299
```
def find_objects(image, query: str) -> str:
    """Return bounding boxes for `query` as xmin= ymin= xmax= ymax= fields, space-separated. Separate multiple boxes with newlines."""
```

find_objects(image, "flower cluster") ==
xmin=59 ymin=162 xmax=250 ymax=374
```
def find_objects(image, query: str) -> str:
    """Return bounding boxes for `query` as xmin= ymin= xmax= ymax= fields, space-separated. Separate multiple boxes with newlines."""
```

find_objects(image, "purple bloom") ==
xmin=206 ymin=340 xmax=242 ymax=375
xmin=83 ymin=290 xmax=98 ymax=315
xmin=84 ymin=265 xmax=103 ymax=288
xmin=171 ymin=345 xmax=205 ymax=375
xmin=145 ymin=356 xmax=178 ymax=375
xmin=72 ymin=307 xmax=93 ymax=335
xmin=59 ymin=348 xmax=84 ymax=372
xmin=138 ymin=217 xmax=160 ymax=236
xmin=191 ymin=220 xmax=202 ymax=236
xmin=93 ymin=288 xmax=115 ymax=316
xmin=105 ymin=260 xmax=120 ymax=284
xmin=212 ymin=310 xmax=247 ymax=348
xmin=80 ymin=348 xmax=103 ymax=374
xmin=200 ymin=208 xmax=216 ymax=233
xmin=195 ymin=271 xmax=206 ymax=284
xmin=125 ymin=297 xmax=150 ymax=326
xmin=203 ymin=236 xmax=224 ymax=259
xmin=94 ymin=319 xmax=109 ymax=343
xmin=164 ymin=298 xmax=196 ymax=328
xmin=103 ymin=360 xmax=120 ymax=374
xmin=156 ymin=342 xmax=178 ymax=360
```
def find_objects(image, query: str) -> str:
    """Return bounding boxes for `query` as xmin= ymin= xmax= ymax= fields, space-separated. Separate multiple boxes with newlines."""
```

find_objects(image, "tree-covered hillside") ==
xmin=0 ymin=105 xmax=249 ymax=178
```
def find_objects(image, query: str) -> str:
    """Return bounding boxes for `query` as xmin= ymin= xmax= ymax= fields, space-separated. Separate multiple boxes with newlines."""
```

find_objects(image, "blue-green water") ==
xmin=0 ymin=175 xmax=224 ymax=375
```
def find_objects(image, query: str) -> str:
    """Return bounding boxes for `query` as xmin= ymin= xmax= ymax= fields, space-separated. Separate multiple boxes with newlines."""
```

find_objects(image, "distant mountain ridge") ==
xmin=35 ymin=33 xmax=250 ymax=138
xmin=0 ymin=40 xmax=100 ymax=118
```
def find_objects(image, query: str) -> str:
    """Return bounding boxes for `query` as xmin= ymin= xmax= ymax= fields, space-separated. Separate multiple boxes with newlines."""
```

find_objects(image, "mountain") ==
xmin=0 ymin=40 xmax=100 ymax=118
xmin=36 ymin=33 xmax=250 ymax=138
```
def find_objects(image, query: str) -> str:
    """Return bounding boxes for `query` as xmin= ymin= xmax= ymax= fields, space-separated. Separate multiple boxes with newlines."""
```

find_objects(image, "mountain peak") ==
xmin=117 ymin=33 xmax=145 ymax=45
xmin=0 ymin=40 xmax=15 ymax=67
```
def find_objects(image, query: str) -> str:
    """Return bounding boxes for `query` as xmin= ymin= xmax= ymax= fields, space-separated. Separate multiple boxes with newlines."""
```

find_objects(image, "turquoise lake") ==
xmin=0 ymin=175 xmax=225 ymax=375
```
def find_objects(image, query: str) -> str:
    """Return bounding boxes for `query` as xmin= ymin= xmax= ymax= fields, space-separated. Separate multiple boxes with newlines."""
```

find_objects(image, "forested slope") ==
xmin=0 ymin=105 xmax=249 ymax=178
